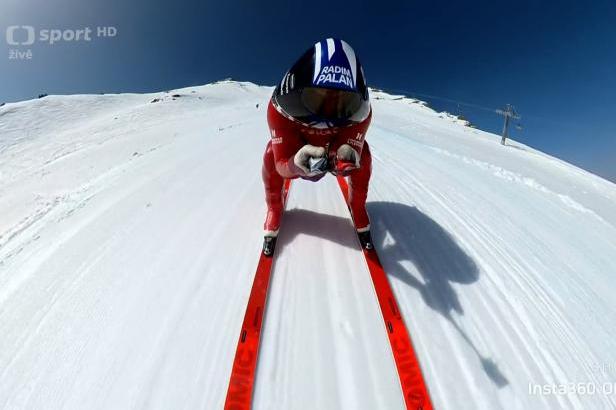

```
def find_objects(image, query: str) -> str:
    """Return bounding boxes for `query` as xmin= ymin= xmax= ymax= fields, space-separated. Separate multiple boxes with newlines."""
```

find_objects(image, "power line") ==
xmin=372 ymin=85 xmax=599 ymax=141
xmin=372 ymin=86 xmax=499 ymax=113
xmin=373 ymin=86 xmax=527 ymax=143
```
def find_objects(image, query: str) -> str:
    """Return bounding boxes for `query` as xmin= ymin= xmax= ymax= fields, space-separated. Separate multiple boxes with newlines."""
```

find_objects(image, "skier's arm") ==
xmin=269 ymin=128 xmax=305 ymax=179
xmin=267 ymin=102 xmax=329 ymax=179
xmin=271 ymin=132 xmax=328 ymax=180
xmin=332 ymin=109 xmax=372 ymax=174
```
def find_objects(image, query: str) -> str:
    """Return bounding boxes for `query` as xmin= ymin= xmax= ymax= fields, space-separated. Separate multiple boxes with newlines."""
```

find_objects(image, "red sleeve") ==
xmin=332 ymin=109 xmax=372 ymax=157
xmin=267 ymin=101 xmax=304 ymax=179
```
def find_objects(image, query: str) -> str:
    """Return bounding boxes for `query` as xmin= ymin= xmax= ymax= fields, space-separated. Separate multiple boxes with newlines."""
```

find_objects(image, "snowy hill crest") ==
xmin=1 ymin=81 xmax=615 ymax=409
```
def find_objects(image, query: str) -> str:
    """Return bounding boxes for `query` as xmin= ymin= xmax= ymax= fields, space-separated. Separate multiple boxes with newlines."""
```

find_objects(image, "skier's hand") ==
xmin=293 ymin=145 xmax=326 ymax=177
xmin=334 ymin=144 xmax=360 ymax=176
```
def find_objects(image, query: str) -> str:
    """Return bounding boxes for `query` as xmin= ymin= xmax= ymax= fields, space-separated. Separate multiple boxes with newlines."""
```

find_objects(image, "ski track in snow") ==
xmin=1 ymin=82 xmax=615 ymax=409
xmin=426 ymin=146 xmax=606 ymax=224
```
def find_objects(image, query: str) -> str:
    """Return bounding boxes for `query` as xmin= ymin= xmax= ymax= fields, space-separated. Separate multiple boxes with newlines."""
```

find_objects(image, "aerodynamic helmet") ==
xmin=273 ymin=38 xmax=370 ymax=127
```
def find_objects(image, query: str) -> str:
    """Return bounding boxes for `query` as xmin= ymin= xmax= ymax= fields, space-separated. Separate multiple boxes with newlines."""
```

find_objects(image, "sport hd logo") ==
xmin=6 ymin=26 xmax=35 ymax=46
xmin=6 ymin=25 xmax=118 ymax=60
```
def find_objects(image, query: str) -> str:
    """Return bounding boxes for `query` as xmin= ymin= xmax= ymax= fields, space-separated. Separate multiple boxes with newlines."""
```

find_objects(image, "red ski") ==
xmin=224 ymin=178 xmax=292 ymax=410
xmin=336 ymin=175 xmax=434 ymax=410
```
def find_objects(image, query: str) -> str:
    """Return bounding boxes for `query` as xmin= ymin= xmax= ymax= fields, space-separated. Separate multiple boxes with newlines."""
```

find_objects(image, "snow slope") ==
xmin=1 ymin=81 xmax=615 ymax=409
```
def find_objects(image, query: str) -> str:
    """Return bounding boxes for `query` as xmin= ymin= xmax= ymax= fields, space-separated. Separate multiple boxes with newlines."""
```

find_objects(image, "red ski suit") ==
xmin=262 ymin=99 xmax=372 ymax=232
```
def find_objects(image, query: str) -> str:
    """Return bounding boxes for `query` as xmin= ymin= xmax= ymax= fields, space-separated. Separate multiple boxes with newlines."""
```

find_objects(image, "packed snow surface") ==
xmin=1 ymin=81 xmax=615 ymax=409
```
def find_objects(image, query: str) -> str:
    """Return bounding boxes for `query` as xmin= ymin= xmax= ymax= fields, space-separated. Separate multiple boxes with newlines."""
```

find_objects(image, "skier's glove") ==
xmin=334 ymin=144 xmax=360 ymax=176
xmin=292 ymin=145 xmax=327 ymax=178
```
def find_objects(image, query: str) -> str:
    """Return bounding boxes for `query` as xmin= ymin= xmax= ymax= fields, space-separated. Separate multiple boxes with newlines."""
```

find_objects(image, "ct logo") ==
xmin=6 ymin=25 xmax=35 ymax=46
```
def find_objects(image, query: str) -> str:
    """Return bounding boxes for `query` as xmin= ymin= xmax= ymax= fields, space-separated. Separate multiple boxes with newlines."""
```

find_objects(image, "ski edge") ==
xmin=224 ymin=178 xmax=292 ymax=410
xmin=336 ymin=175 xmax=434 ymax=410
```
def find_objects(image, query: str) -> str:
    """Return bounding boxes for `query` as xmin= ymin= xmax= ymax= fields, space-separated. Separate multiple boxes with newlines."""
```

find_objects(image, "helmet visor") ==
xmin=301 ymin=88 xmax=363 ymax=120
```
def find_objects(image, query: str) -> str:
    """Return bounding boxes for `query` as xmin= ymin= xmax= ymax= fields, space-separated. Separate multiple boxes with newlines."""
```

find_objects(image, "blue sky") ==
xmin=2 ymin=0 xmax=615 ymax=182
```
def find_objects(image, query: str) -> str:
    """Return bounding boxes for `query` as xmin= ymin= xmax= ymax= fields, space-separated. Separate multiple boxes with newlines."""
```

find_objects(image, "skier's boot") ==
xmin=264 ymin=205 xmax=282 ymax=235
xmin=262 ymin=235 xmax=278 ymax=257
xmin=347 ymin=142 xmax=373 ymax=250
xmin=263 ymin=204 xmax=283 ymax=257
xmin=357 ymin=228 xmax=374 ymax=250
xmin=350 ymin=205 xmax=372 ymax=250
xmin=262 ymin=141 xmax=285 ymax=256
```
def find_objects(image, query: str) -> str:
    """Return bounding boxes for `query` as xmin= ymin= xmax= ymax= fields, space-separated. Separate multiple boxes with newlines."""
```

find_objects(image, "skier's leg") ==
xmin=348 ymin=142 xmax=372 ymax=232
xmin=262 ymin=140 xmax=285 ymax=236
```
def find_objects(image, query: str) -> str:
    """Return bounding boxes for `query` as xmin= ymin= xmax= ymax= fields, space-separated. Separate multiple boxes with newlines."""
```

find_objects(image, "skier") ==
xmin=262 ymin=38 xmax=373 ymax=256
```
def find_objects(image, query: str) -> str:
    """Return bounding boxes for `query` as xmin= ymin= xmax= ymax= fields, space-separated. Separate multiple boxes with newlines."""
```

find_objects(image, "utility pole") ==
xmin=496 ymin=104 xmax=520 ymax=145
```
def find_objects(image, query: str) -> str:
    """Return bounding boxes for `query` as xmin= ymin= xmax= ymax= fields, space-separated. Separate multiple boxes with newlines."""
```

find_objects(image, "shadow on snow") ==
xmin=368 ymin=201 xmax=509 ymax=388
xmin=277 ymin=201 xmax=508 ymax=388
